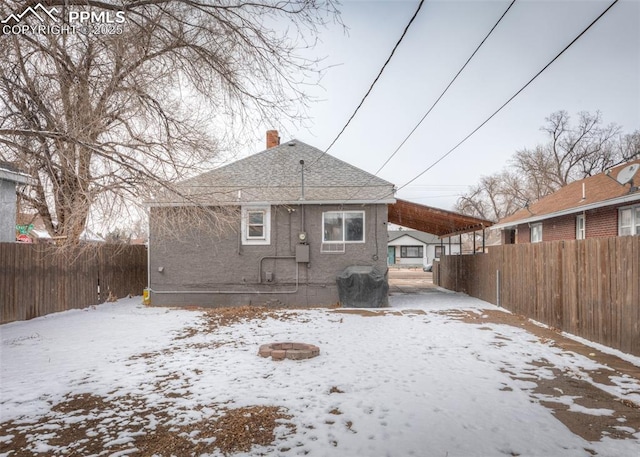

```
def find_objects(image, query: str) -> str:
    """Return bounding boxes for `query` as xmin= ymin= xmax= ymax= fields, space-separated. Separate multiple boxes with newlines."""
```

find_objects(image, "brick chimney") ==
xmin=266 ymin=130 xmax=280 ymax=149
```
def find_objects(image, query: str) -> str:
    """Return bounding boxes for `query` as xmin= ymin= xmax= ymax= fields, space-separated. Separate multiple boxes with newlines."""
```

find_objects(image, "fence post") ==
xmin=496 ymin=269 xmax=500 ymax=307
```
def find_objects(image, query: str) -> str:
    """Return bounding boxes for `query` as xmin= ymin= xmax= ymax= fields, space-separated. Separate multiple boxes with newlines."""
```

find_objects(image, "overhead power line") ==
xmin=305 ymin=0 xmax=425 ymax=170
xmin=392 ymin=0 xmax=620 ymax=198
xmin=373 ymin=0 xmax=517 ymax=177
xmin=342 ymin=0 xmax=516 ymax=201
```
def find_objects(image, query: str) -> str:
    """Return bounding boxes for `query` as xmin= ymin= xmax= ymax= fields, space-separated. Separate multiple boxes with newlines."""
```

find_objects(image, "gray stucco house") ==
xmin=0 ymin=162 xmax=32 ymax=242
xmin=147 ymin=134 xmax=396 ymax=307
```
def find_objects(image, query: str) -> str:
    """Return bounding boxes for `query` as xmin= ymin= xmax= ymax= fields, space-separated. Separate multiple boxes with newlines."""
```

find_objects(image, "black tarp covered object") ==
xmin=336 ymin=266 xmax=389 ymax=308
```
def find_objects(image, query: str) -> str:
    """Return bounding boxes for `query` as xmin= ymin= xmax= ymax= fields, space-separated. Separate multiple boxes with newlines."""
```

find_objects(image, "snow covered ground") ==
xmin=1 ymin=290 xmax=640 ymax=456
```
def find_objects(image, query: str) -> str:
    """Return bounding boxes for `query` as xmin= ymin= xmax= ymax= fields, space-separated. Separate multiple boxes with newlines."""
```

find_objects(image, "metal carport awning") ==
xmin=388 ymin=199 xmax=493 ymax=238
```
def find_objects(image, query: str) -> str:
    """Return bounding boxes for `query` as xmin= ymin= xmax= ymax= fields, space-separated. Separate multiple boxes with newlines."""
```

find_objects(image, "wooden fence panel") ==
xmin=615 ymin=236 xmax=640 ymax=355
xmin=100 ymin=244 xmax=147 ymax=300
xmin=562 ymin=240 xmax=579 ymax=336
xmin=0 ymin=243 xmax=147 ymax=324
xmin=0 ymin=243 xmax=16 ymax=320
xmin=437 ymin=236 xmax=640 ymax=357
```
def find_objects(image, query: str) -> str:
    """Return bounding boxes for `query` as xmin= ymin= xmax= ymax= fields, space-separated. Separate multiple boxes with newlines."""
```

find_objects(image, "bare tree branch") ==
xmin=456 ymin=111 xmax=635 ymax=221
xmin=0 ymin=0 xmax=341 ymax=247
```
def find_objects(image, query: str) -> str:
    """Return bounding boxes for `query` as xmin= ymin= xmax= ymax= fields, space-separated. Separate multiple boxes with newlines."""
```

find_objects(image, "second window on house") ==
xmin=530 ymin=223 xmax=543 ymax=243
xmin=619 ymin=205 xmax=640 ymax=236
xmin=576 ymin=214 xmax=585 ymax=240
xmin=400 ymin=246 xmax=423 ymax=258
xmin=322 ymin=211 xmax=365 ymax=243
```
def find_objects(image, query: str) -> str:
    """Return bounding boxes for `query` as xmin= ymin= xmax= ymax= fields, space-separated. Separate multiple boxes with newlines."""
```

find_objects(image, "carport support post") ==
xmin=482 ymin=229 xmax=486 ymax=253
xmin=472 ymin=231 xmax=476 ymax=254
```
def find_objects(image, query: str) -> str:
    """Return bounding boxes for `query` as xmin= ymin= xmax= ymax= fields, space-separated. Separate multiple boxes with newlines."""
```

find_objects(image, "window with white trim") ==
xmin=530 ymin=223 xmax=542 ymax=243
xmin=619 ymin=205 xmax=640 ymax=236
xmin=248 ymin=211 xmax=266 ymax=238
xmin=322 ymin=211 xmax=364 ymax=243
xmin=401 ymin=246 xmax=423 ymax=258
xmin=576 ymin=214 xmax=585 ymax=240
xmin=241 ymin=206 xmax=270 ymax=245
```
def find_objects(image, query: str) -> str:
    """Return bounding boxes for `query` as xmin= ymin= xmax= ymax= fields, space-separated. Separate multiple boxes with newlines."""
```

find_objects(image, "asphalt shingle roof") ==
xmin=151 ymin=140 xmax=395 ymax=205
xmin=496 ymin=159 xmax=640 ymax=227
xmin=387 ymin=230 xmax=440 ymax=244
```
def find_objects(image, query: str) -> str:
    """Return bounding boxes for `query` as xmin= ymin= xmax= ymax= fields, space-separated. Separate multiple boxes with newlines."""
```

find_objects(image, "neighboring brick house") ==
xmin=146 ymin=132 xmax=395 ymax=307
xmin=492 ymin=159 xmax=640 ymax=243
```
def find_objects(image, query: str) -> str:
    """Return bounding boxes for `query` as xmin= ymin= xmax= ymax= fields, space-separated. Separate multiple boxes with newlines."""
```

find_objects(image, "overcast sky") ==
xmin=247 ymin=0 xmax=639 ymax=210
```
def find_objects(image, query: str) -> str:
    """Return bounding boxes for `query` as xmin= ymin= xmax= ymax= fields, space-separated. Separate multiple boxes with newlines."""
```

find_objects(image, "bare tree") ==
xmin=513 ymin=110 xmax=623 ymax=188
xmin=615 ymin=130 xmax=640 ymax=163
xmin=0 ymin=0 xmax=340 ymax=246
xmin=456 ymin=170 xmax=529 ymax=221
xmin=456 ymin=111 xmax=639 ymax=221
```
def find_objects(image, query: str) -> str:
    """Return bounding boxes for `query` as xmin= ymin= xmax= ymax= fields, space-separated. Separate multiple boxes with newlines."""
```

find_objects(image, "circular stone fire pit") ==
xmin=258 ymin=342 xmax=320 ymax=361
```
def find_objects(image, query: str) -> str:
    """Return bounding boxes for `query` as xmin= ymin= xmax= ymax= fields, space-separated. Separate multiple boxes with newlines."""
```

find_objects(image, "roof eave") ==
xmin=388 ymin=232 xmax=440 ymax=244
xmin=0 ymin=168 xmax=33 ymax=185
xmin=492 ymin=192 xmax=640 ymax=231
xmin=146 ymin=198 xmax=397 ymax=208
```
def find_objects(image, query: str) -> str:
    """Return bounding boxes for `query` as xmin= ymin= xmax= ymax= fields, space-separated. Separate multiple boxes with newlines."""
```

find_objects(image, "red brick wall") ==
xmin=543 ymin=214 xmax=577 ymax=241
xmin=585 ymin=206 xmax=618 ymax=238
xmin=516 ymin=224 xmax=530 ymax=244
xmin=510 ymin=204 xmax=621 ymax=243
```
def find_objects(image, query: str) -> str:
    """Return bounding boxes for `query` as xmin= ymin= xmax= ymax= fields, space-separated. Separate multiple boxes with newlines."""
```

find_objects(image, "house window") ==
xmin=619 ymin=205 xmax=640 ymax=236
xmin=247 ymin=211 xmax=265 ymax=239
xmin=504 ymin=229 xmax=516 ymax=245
xmin=434 ymin=246 xmax=444 ymax=259
xmin=400 ymin=246 xmax=423 ymax=258
xmin=531 ymin=223 xmax=542 ymax=243
xmin=322 ymin=211 xmax=364 ymax=243
xmin=576 ymin=215 xmax=585 ymax=240
xmin=241 ymin=206 xmax=270 ymax=245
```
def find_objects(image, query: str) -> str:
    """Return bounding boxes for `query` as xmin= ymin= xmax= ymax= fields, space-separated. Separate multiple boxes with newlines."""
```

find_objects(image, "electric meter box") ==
xmin=296 ymin=244 xmax=310 ymax=263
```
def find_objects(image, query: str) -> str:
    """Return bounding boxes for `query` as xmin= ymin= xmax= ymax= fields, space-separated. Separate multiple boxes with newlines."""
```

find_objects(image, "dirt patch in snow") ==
xmin=0 ymin=394 xmax=295 ymax=457
xmin=175 ymin=305 xmax=303 ymax=339
xmin=204 ymin=405 xmax=295 ymax=455
xmin=440 ymin=308 xmax=640 ymax=446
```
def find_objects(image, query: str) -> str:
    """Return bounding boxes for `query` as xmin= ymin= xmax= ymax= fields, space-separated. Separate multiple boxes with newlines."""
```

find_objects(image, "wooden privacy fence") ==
xmin=0 ymin=243 xmax=147 ymax=324
xmin=435 ymin=237 xmax=640 ymax=357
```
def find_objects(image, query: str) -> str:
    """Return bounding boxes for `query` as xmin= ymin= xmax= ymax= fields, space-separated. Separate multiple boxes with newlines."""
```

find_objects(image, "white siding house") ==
xmin=0 ymin=162 xmax=32 ymax=242
xmin=387 ymin=230 xmax=460 ymax=267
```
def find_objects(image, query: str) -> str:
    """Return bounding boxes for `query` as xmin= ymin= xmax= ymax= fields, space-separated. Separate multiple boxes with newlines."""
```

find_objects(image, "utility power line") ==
xmin=343 ymin=0 xmax=516 ymax=201
xmin=304 ymin=0 xmax=425 ymax=171
xmin=391 ymin=0 xmax=620 ymax=198
xmin=373 ymin=0 xmax=517 ymax=176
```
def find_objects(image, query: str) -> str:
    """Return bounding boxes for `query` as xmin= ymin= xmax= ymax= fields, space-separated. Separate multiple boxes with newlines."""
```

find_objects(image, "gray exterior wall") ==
xmin=149 ymin=203 xmax=389 ymax=307
xmin=0 ymin=180 xmax=17 ymax=242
